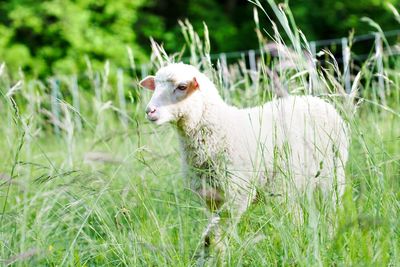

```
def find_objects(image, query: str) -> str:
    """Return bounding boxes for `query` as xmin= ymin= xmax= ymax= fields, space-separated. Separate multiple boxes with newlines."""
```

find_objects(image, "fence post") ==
xmin=341 ymin=37 xmax=351 ymax=94
xmin=309 ymin=41 xmax=316 ymax=58
xmin=50 ymin=78 xmax=61 ymax=135
xmin=94 ymin=72 xmax=101 ymax=102
xmin=375 ymin=33 xmax=386 ymax=104
xmin=248 ymin=50 xmax=257 ymax=72
xmin=141 ymin=64 xmax=148 ymax=78
xmin=219 ymin=53 xmax=228 ymax=88
xmin=70 ymin=75 xmax=82 ymax=131
xmin=308 ymin=41 xmax=318 ymax=94
xmin=117 ymin=68 xmax=128 ymax=128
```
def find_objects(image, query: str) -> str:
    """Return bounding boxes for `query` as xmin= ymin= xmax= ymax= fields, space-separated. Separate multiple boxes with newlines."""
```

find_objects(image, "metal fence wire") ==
xmin=12 ymin=29 xmax=398 ymax=134
xmin=138 ymin=29 xmax=400 ymax=94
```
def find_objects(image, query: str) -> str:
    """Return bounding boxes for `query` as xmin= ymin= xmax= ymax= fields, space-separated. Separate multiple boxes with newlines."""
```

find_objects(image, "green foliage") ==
xmin=0 ymin=0 xmax=147 ymax=77
xmin=136 ymin=0 xmax=258 ymax=53
xmin=1 ymin=0 xmax=399 ymax=77
xmin=290 ymin=0 xmax=400 ymax=40
xmin=137 ymin=0 xmax=400 ymax=55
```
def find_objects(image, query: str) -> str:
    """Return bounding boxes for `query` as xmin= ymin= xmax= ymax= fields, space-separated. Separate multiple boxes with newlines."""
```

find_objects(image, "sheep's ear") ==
xmin=190 ymin=77 xmax=199 ymax=91
xmin=139 ymin=76 xmax=155 ymax=90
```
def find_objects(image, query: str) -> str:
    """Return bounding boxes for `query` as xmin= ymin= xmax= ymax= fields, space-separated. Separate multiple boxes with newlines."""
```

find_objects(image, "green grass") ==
xmin=1 ymin=2 xmax=400 ymax=266
xmin=0 ymin=88 xmax=399 ymax=266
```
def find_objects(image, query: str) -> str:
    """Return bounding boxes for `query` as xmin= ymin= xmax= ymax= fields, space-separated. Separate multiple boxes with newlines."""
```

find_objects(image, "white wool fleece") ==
xmin=140 ymin=62 xmax=349 ymax=246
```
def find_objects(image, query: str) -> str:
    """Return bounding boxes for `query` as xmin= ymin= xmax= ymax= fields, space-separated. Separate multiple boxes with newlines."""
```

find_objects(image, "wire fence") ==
xmin=139 ymin=29 xmax=400 ymax=94
xmin=56 ymin=29 xmax=400 ymax=134
xmin=4 ymin=29 xmax=398 ymax=135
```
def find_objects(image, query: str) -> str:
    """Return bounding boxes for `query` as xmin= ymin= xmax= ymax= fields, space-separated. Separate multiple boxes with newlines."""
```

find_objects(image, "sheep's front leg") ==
xmin=195 ymin=213 xmax=221 ymax=267
xmin=201 ymin=213 xmax=221 ymax=250
xmin=201 ymin=194 xmax=255 ymax=264
xmin=196 ymin=177 xmax=256 ymax=263
xmin=197 ymin=212 xmax=229 ymax=267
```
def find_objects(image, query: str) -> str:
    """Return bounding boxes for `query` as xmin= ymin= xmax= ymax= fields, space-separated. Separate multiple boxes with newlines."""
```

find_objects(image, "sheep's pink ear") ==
xmin=188 ymin=77 xmax=199 ymax=93
xmin=139 ymin=76 xmax=155 ymax=90
xmin=192 ymin=77 xmax=199 ymax=89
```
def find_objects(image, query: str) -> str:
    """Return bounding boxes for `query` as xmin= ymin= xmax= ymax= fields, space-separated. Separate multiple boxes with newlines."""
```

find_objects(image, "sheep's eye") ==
xmin=176 ymin=84 xmax=187 ymax=91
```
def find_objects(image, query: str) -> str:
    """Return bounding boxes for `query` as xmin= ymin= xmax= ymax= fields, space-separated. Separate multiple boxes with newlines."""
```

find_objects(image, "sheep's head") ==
xmin=139 ymin=63 xmax=203 ymax=125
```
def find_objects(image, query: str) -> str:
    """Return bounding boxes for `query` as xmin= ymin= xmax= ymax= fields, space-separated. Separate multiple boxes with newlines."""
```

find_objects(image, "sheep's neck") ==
xmin=176 ymin=100 xmax=231 ymax=172
xmin=176 ymin=99 xmax=229 ymax=141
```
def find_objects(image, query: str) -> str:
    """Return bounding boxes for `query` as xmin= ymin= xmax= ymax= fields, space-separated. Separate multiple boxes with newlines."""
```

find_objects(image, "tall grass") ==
xmin=0 ymin=1 xmax=399 ymax=266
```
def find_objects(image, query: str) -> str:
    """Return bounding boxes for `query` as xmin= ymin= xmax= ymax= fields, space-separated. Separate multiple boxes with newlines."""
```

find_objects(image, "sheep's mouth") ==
xmin=147 ymin=117 xmax=158 ymax=122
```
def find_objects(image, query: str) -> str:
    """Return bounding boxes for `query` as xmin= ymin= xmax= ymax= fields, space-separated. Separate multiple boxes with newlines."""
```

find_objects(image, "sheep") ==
xmin=139 ymin=62 xmax=349 ymax=257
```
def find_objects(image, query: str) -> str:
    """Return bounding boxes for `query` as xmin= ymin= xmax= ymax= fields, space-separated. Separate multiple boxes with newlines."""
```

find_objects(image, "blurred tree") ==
xmin=135 ymin=0 xmax=258 ymax=54
xmin=0 ymin=0 xmax=398 ymax=77
xmin=0 ymin=0 xmax=147 ymax=77
xmin=290 ymin=0 xmax=400 ymax=41
xmin=136 ymin=0 xmax=399 ymax=58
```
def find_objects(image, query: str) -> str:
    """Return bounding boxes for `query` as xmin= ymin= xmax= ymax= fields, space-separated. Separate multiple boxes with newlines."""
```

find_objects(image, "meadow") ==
xmin=1 ymin=3 xmax=400 ymax=266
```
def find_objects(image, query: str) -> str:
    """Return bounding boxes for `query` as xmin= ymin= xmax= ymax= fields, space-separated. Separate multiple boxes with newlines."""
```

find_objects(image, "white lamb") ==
xmin=139 ymin=62 xmax=349 ymax=255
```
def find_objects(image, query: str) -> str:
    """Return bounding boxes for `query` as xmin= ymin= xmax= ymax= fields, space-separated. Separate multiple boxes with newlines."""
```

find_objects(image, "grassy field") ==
xmin=1 ymin=4 xmax=400 ymax=266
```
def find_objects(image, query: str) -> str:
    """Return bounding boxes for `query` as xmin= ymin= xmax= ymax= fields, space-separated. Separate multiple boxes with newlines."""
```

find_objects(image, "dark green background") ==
xmin=0 ymin=0 xmax=398 ymax=77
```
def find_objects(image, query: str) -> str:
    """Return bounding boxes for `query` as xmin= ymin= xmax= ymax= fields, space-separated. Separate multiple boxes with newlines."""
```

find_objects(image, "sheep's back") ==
xmin=240 ymin=95 xmax=348 ymax=193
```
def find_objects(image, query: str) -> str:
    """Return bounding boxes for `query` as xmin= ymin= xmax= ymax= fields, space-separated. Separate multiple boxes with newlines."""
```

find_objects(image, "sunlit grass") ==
xmin=1 ymin=1 xmax=400 ymax=266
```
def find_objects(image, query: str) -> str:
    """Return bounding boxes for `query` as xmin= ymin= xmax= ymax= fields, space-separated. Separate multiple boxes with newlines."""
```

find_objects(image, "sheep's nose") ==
xmin=146 ymin=106 xmax=157 ymax=115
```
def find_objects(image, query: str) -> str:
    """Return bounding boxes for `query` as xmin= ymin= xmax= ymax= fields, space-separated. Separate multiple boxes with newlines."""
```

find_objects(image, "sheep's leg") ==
xmin=197 ymin=207 xmax=243 ymax=265
xmin=212 ymin=189 xmax=256 ymax=263
xmin=196 ymin=212 xmax=221 ymax=266
xmin=202 ymin=215 xmax=231 ymax=266
xmin=201 ymin=213 xmax=221 ymax=248
xmin=198 ymin=177 xmax=256 ymax=264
